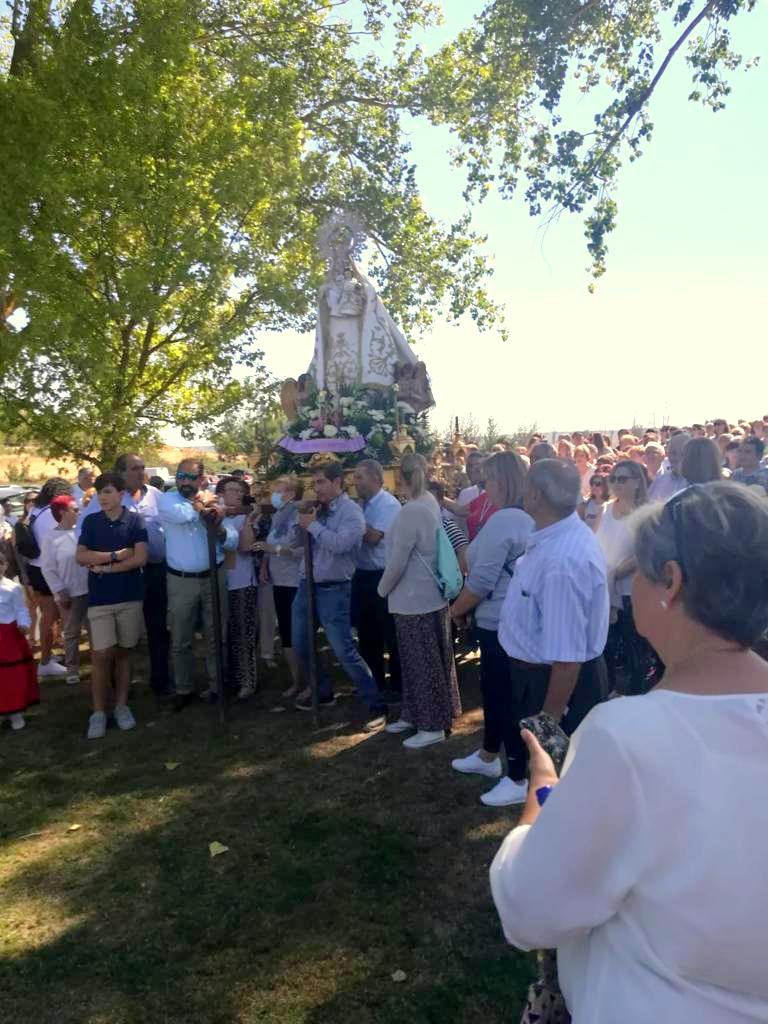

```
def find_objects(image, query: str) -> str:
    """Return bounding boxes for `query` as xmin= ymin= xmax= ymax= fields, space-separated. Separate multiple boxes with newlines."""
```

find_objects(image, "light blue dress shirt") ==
xmin=355 ymin=488 xmax=402 ymax=571
xmin=77 ymin=484 xmax=165 ymax=563
xmin=300 ymin=493 xmax=365 ymax=583
xmin=158 ymin=492 xmax=238 ymax=572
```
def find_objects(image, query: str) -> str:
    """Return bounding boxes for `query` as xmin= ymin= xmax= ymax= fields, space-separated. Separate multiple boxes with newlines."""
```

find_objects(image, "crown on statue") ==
xmin=317 ymin=212 xmax=367 ymax=276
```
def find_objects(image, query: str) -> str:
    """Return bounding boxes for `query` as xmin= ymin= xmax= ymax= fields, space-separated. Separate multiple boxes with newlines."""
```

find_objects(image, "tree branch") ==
xmin=301 ymin=94 xmax=417 ymax=122
xmin=559 ymin=0 xmax=718 ymax=208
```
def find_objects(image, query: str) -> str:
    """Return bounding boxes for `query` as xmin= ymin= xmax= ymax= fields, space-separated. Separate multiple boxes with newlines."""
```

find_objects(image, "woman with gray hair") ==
xmin=491 ymin=482 xmax=768 ymax=1023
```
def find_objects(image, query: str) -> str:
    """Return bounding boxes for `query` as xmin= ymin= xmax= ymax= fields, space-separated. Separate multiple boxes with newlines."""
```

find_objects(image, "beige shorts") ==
xmin=87 ymin=601 xmax=143 ymax=652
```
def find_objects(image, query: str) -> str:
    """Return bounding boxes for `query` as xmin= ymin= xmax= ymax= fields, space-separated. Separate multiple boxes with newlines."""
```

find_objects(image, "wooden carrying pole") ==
xmin=204 ymin=514 xmax=228 ymax=724
xmin=303 ymin=529 xmax=320 ymax=729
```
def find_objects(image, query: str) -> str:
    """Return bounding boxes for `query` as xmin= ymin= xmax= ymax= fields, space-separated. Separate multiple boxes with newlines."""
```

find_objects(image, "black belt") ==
xmin=509 ymin=655 xmax=602 ymax=671
xmin=168 ymin=565 xmax=222 ymax=579
xmin=315 ymin=580 xmax=349 ymax=588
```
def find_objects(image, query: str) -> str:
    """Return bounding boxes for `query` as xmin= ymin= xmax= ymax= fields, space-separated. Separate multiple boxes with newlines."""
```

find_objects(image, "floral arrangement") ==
xmin=270 ymin=385 xmax=434 ymax=477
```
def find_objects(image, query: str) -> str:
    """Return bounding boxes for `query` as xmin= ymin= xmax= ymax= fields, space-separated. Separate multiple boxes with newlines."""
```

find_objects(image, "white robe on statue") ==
xmin=309 ymin=264 xmax=417 ymax=393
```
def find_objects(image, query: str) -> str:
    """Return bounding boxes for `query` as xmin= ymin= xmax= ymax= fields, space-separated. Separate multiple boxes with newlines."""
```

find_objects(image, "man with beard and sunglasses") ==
xmin=158 ymin=460 xmax=238 ymax=711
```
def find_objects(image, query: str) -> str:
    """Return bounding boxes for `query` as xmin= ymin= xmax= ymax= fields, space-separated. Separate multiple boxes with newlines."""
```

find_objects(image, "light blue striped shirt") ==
xmin=355 ymin=488 xmax=402 ymax=571
xmin=499 ymin=512 xmax=609 ymax=664
xmin=158 ymin=492 xmax=238 ymax=573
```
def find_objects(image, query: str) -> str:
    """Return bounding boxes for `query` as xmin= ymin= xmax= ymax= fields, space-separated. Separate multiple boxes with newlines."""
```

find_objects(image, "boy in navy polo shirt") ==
xmin=77 ymin=472 xmax=148 ymax=740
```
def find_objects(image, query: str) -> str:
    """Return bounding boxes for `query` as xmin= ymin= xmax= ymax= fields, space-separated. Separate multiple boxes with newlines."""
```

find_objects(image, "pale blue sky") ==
xmin=236 ymin=1 xmax=767 ymax=441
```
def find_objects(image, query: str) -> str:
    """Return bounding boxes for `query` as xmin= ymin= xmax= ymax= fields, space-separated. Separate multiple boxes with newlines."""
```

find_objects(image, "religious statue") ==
xmin=303 ymin=214 xmax=435 ymax=404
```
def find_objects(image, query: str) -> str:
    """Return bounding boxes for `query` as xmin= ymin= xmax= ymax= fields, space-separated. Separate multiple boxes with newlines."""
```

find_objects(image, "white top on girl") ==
xmin=0 ymin=577 xmax=31 ymax=628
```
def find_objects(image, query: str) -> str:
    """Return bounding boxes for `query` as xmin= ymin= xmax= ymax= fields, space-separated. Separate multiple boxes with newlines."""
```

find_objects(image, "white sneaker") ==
xmin=113 ymin=705 xmax=136 ymax=731
xmin=480 ymin=777 xmax=529 ymax=807
xmin=10 ymin=713 xmax=25 ymax=731
xmin=87 ymin=711 xmax=107 ymax=740
xmin=237 ymin=684 xmax=257 ymax=700
xmin=452 ymin=749 xmax=502 ymax=778
xmin=385 ymin=719 xmax=414 ymax=734
xmin=66 ymin=673 xmax=79 ymax=686
xmin=402 ymin=729 xmax=445 ymax=749
xmin=38 ymin=659 xmax=68 ymax=678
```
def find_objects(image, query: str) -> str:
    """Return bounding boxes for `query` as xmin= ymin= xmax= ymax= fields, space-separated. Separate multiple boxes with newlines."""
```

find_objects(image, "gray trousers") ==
xmin=167 ymin=568 xmax=228 ymax=694
xmin=61 ymin=594 xmax=90 ymax=674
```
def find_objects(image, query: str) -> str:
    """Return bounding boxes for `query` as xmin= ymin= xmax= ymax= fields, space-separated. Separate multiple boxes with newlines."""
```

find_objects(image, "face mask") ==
xmin=270 ymin=492 xmax=284 ymax=510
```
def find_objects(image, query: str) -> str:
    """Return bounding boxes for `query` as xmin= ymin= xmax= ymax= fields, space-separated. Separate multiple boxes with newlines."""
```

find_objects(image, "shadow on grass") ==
xmin=0 ymin=653 xmax=532 ymax=1023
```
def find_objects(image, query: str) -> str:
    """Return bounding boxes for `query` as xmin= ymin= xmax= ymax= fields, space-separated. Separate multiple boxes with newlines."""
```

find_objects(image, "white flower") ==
xmin=370 ymin=410 xmax=385 ymax=421
xmin=308 ymin=409 xmax=320 ymax=419
xmin=397 ymin=401 xmax=416 ymax=414
xmin=346 ymin=426 xmax=360 ymax=437
xmin=383 ymin=424 xmax=393 ymax=434
xmin=340 ymin=397 xmax=354 ymax=407
xmin=299 ymin=429 xmax=313 ymax=440
xmin=324 ymin=425 xmax=338 ymax=438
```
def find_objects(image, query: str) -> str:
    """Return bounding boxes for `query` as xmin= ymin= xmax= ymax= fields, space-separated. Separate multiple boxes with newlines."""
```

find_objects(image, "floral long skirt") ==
xmin=228 ymin=586 xmax=259 ymax=693
xmin=394 ymin=607 xmax=461 ymax=732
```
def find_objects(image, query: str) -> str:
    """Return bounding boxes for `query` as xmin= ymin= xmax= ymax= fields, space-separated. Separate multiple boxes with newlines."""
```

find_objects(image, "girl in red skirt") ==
xmin=0 ymin=551 xmax=39 ymax=730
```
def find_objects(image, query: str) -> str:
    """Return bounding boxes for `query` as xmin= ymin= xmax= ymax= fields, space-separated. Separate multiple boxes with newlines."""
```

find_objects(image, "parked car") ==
xmin=0 ymin=484 xmax=34 ymax=520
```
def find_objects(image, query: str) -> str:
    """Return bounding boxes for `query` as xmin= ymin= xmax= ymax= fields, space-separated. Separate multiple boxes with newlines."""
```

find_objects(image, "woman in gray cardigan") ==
xmin=378 ymin=453 xmax=461 ymax=748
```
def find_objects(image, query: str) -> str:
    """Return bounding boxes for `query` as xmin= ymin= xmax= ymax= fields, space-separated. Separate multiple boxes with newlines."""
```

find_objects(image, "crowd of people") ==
xmin=1 ymin=413 xmax=768 ymax=1021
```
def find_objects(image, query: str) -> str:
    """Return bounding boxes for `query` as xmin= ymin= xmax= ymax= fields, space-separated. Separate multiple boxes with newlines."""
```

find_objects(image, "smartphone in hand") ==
xmin=519 ymin=712 xmax=570 ymax=774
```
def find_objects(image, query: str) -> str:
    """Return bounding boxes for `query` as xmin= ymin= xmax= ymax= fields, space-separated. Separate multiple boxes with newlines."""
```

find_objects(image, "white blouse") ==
xmin=596 ymin=502 xmax=634 ymax=605
xmin=491 ymin=689 xmax=768 ymax=1024
xmin=0 ymin=576 xmax=31 ymax=628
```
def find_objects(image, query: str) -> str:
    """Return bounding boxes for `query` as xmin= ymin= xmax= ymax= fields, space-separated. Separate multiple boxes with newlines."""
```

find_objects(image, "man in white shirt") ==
xmin=457 ymin=450 xmax=484 ymax=506
xmin=158 ymin=459 xmax=238 ymax=710
xmin=71 ymin=467 xmax=95 ymax=507
xmin=494 ymin=459 xmax=609 ymax=807
xmin=352 ymin=459 xmax=402 ymax=698
xmin=444 ymin=450 xmax=485 ymax=537
xmin=648 ymin=431 xmax=690 ymax=502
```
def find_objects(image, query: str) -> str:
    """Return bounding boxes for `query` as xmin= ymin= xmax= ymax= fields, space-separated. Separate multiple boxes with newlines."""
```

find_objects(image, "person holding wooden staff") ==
xmin=291 ymin=461 xmax=387 ymax=731
xmin=158 ymin=460 xmax=238 ymax=712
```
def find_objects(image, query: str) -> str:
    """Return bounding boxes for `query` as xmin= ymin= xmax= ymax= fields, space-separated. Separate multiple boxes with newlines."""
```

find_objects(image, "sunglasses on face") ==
xmin=610 ymin=475 xmax=633 ymax=484
xmin=176 ymin=472 xmax=199 ymax=482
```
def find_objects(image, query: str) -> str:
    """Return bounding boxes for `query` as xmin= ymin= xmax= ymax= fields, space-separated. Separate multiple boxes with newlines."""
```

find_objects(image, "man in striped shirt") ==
xmin=492 ymin=459 xmax=609 ymax=807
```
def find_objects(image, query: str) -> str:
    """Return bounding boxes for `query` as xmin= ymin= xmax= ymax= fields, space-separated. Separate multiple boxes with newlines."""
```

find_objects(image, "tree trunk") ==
xmin=9 ymin=0 xmax=52 ymax=77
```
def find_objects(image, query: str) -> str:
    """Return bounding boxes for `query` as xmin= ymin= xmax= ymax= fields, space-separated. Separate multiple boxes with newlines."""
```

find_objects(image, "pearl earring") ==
xmin=660 ymin=600 xmax=668 ymax=609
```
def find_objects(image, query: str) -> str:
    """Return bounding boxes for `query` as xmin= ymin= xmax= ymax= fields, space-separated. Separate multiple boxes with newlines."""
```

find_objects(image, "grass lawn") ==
xmin=0 ymin=644 xmax=533 ymax=1024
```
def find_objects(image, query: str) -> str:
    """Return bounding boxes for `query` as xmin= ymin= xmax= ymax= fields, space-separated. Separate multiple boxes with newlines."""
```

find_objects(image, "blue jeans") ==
xmin=291 ymin=580 xmax=383 ymax=711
